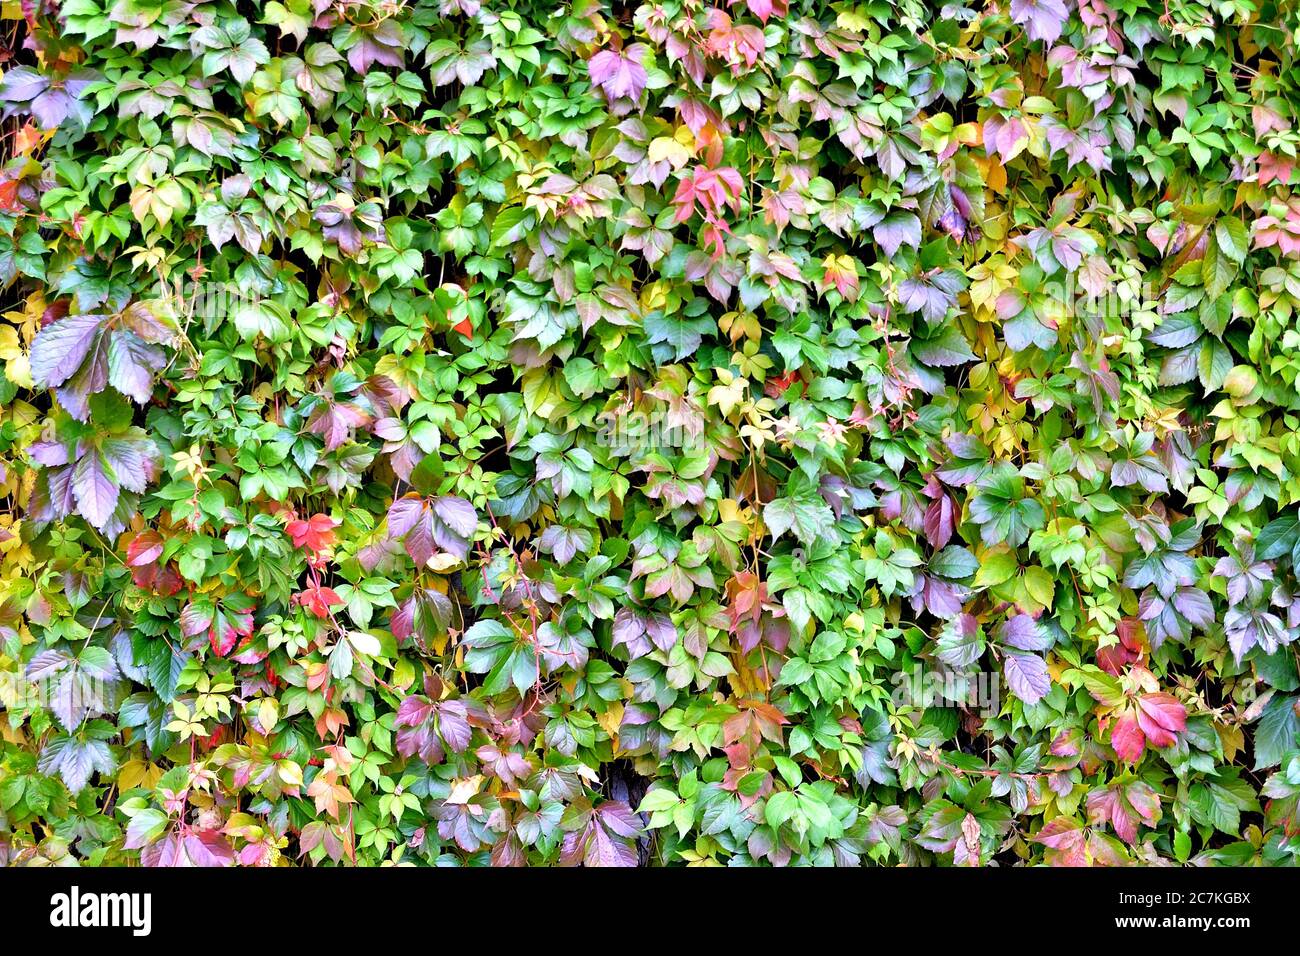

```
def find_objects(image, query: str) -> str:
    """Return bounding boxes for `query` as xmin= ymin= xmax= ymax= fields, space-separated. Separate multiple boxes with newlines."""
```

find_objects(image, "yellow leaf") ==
xmin=277 ymin=759 xmax=304 ymax=787
xmin=447 ymin=775 xmax=484 ymax=804
xmin=707 ymin=375 xmax=747 ymax=416
xmin=427 ymin=552 xmax=464 ymax=572
xmin=5 ymin=353 xmax=31 ymax=388
xmin=1022 ymin=566 xmax=1056 ymax=608
xmin=0 ymin=326 xmax=20 ymax=360
xmin=257 ymin=697 xmax=280 ymax=732
xmin=953 ymin=122 xmax=980 ymax=146
xmin=647 ymin=127 xmax=694 ymax=167
xmin=1218 ymin=722 xmax=1244 ymax=764
xmin=640 ymin=280 xmax=671 ymax=313
xmin=392 ymin=657 xmax=416 ymax=691
xmin=597 ymin=700 xmax=624 ymax=740
xmin=117 ymin=758 xmax=164 ymax=792
xmin=967 ymin=256 xmax=1016 ymax=316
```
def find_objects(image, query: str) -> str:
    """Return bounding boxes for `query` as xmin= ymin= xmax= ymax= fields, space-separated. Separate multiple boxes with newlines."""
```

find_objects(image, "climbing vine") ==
xmin=1 ymin=0 xmax=1300 ymax=866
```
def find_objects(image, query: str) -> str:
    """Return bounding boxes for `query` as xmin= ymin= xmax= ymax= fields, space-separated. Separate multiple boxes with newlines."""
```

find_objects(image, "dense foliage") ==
xmin=2 ymin=0 xmax=1300 ymax=868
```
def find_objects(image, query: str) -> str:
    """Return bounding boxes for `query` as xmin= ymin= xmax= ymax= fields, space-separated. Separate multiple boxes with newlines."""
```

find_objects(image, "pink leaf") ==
xmin=1134 ymin=692 xmax=1186 ymax=748
xmin=1110 ymin=712 xmax=1146 ymax=763
xmin=588 ymin=46 xmax=646 ymax=105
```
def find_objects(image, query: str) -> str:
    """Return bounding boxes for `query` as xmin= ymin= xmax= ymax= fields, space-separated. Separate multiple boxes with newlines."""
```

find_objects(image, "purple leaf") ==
xmin=29 ymin=439 xmax=70 ymax=467
xmin=1172 ymin=587 xmax=1214 ymax=627
xmin=0 ymin=66 xmax=50 ymax=104
xmin=56 ymin=336 xmax=109 ymax=422
xmin=107 ymin=331 xmax=166 ymax=404
xmin=645 ymin=612 xmax=677 ymax=652
xmin=181 ymin=829 xmax=235 ymax=867
xmin=573 ymin=801 xmax=641 ymax=867
xmin=898 ymin=270 xmax=963 ymax=324
xmin=30 ymin=87 xmax=73 ymax=128
xmin=72 ymin=451 xmax=119 ymax=530
xmin=873 ymin=211 xmax=921 ymax=258
xmin=345 ymin=20 xmax=405 ymax=74
xmin=910 ymin=574 xmax=968 ymax=618
xmin=432 ymin=495 xmax=477 ymax=540
xmin=1009 ymin=0 xmax=1070 ymax=44
xmin=388 ymin=496 xmax=426 ymax=537
xmin=404 ymin=515 xmax=435 ymax=567
xmin=25 ymin=649 xmax=73 ymax=681
xmin=437 ymin=700 xmax=474 ymax=753
xmin=1041 ymin=116 xmax=1112 ymax=172
xmin=0 ymin=66 xmax=97 ymax=130
xmin=612 ymin=608 xmax=653 ymax=659
xmin=1225 ymin=606 xmax=1290 ymax=664
xmin=38 ymin=736 xmax=114 ymax=793
xmin=1004 ymin=651 xmax=1050 ymax=705
xmin=539 ymin=524 xmax=581 ymax=564
xmin=33 ymin=465 xmax=77 ymax=523
xmin=29 ymin=313 xmax=105 ymax=389
xmin=100 ymin=434 xmax=160 ymax=494
xmin=983 ymin=115 xmax=1029 ymax=164
xmin=997 ymin=614 xmax=1053 ymax=651
xmin=306 ymin=399 xmax=371 ymax=451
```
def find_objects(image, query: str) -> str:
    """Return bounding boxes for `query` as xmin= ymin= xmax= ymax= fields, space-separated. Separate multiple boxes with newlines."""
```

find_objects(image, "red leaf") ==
xmin=763 ymin=369 xmax=800 ymax=399
xmin=294 ymin=584 xmax=344 ymax=619
xmin=1097 ymin=642 xmax=1135 ymax=675
xmin=0 ymin=179 xmax=20 ymax=212
xmin=734 ymin=0 xmax=789 ymax=24
xmin=179 ymin=602 xmax=214 ymax=639
xmin=126 ymin=529 xmax=165 ymax=567
xmin=1098 ymin=618 xmax=1144 ymax=674
xmin=184 ymin=597 xmax=255 ymax=657
xmin=126 ymin=530 xmax=181 ymax=596
xmin=286 ymin=513 xmax=339 ymax=555
xmin=211 ymin=608 xmax=254 ymax=657
xmin=821 ymin=256 xmax=860 ymax=300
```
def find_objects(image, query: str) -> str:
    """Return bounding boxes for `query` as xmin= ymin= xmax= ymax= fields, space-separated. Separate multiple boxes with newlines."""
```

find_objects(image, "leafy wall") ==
xmin=1 ymin=0 xmax=1300 ymax=867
